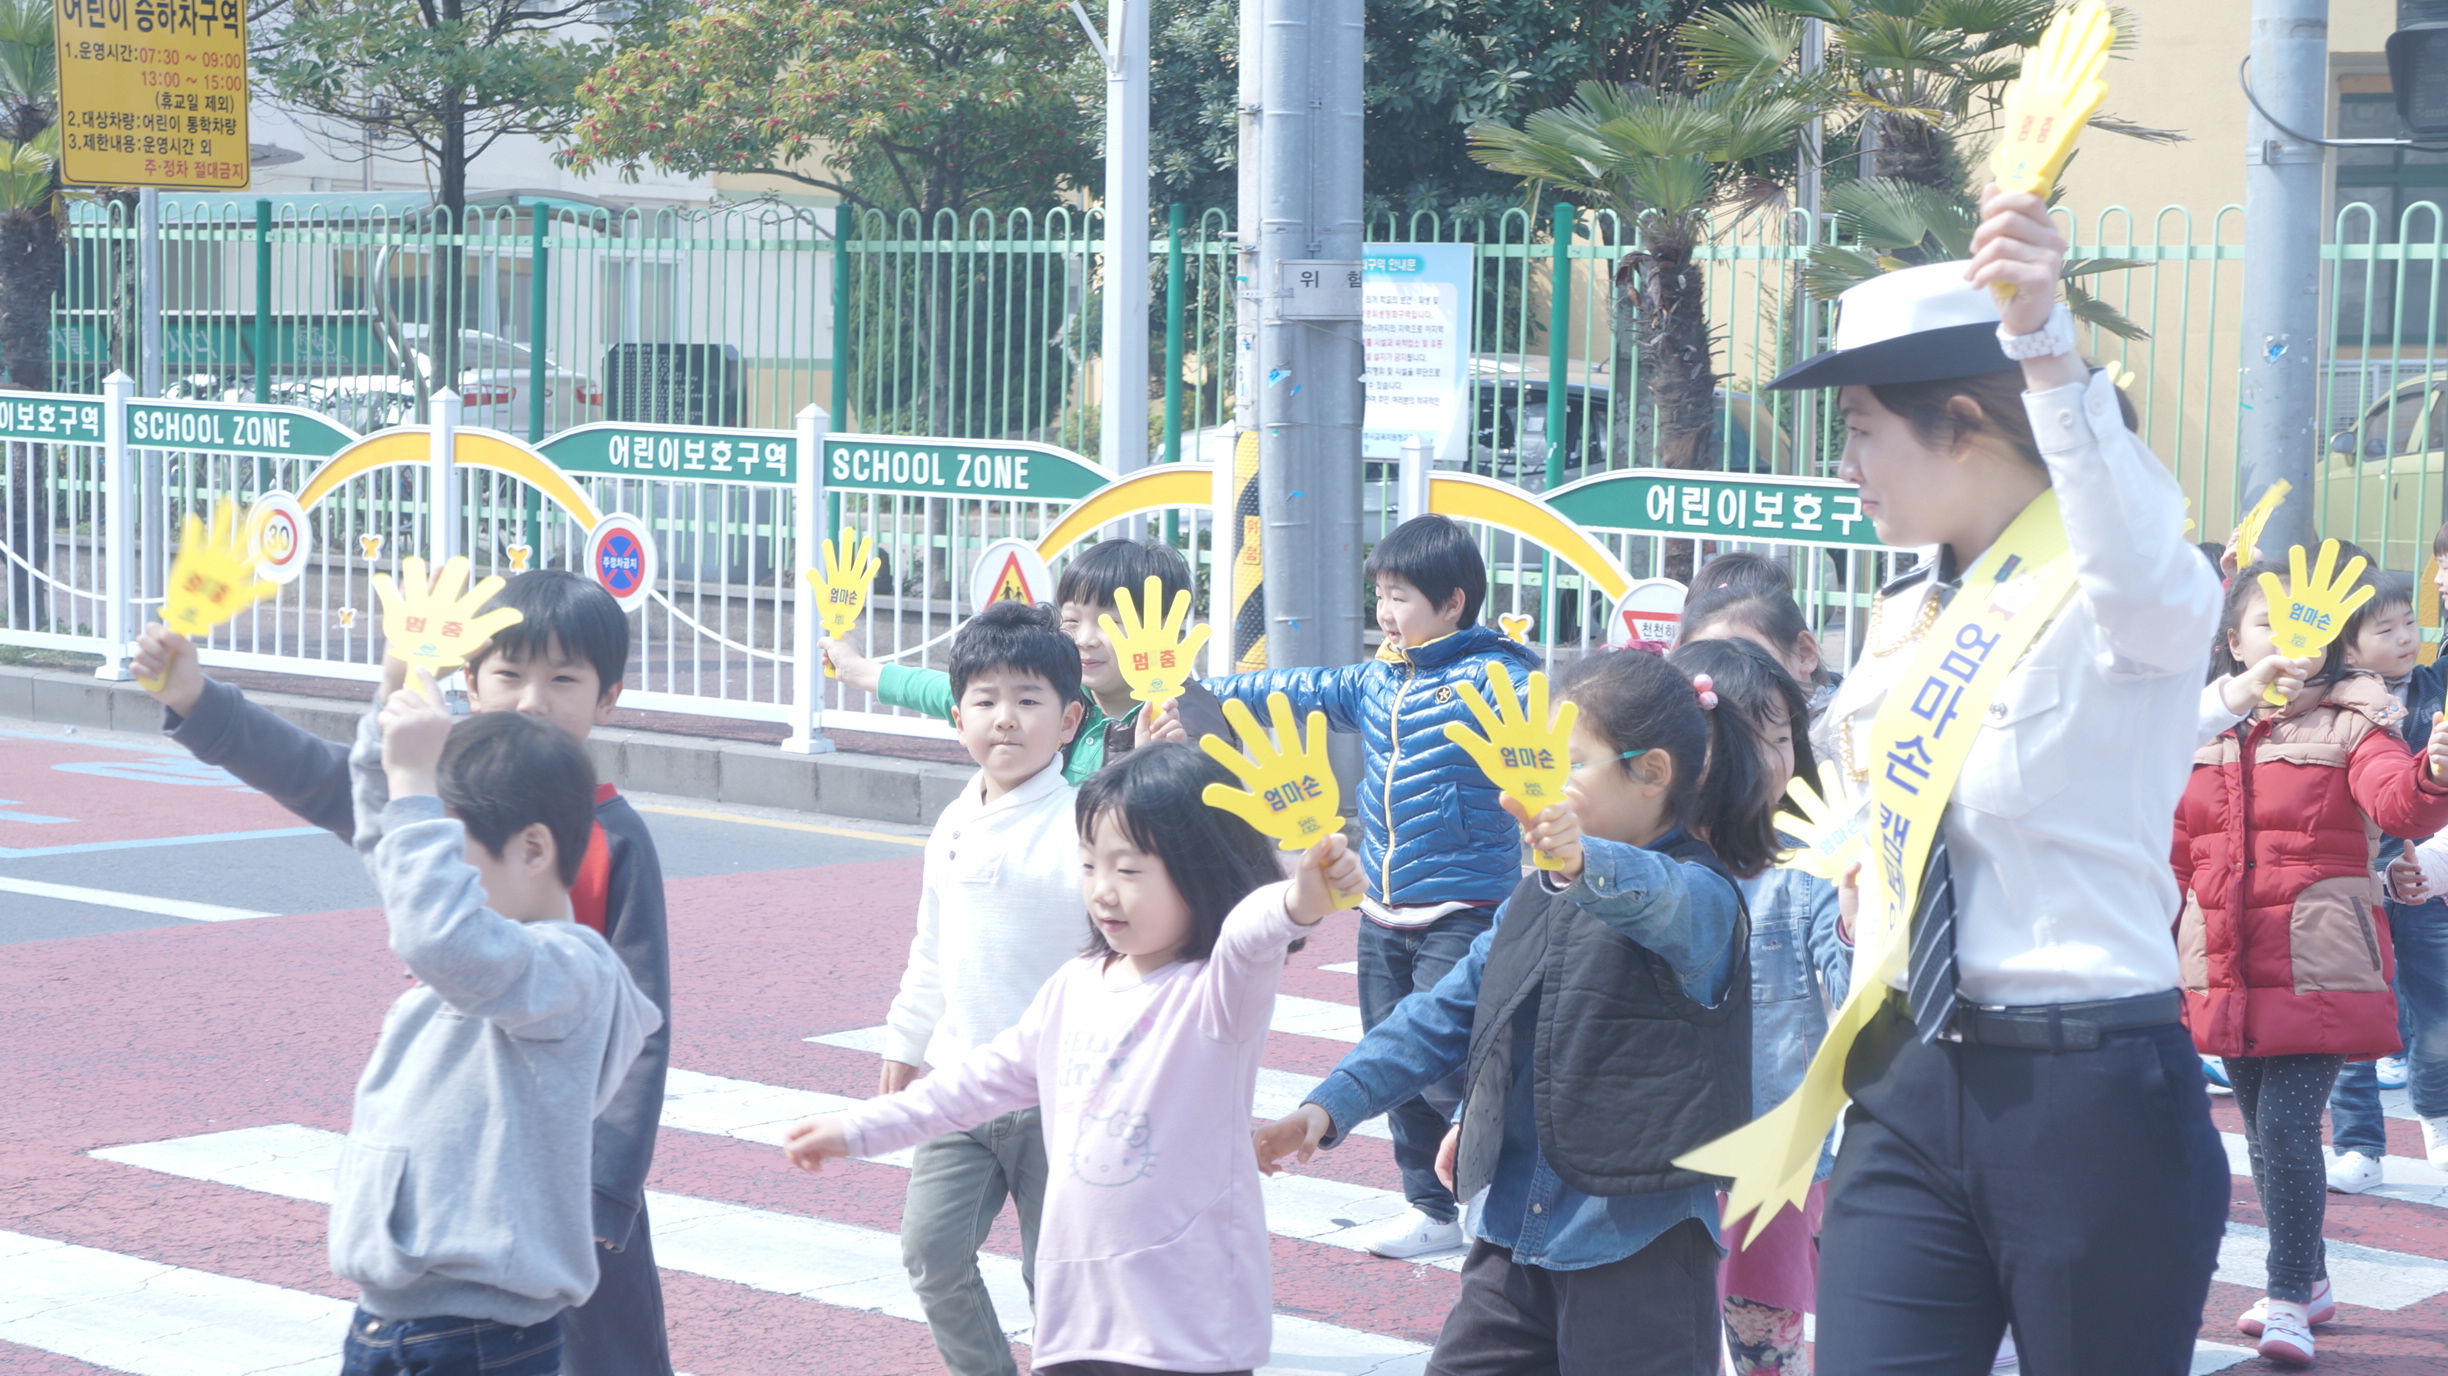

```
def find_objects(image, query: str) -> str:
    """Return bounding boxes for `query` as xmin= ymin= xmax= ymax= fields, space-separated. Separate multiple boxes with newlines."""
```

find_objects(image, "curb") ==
xmin=0 ymin=665 xmax=973 ymax=828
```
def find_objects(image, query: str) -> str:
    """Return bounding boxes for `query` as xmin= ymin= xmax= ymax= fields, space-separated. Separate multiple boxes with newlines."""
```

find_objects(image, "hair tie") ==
xmin=1693 ymin=673 xmax=1719 ymax=711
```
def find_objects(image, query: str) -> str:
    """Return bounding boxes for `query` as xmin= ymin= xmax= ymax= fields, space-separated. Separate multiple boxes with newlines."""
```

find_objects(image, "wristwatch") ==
xmin=1996 ymin=302 xmax=2076 ymax=360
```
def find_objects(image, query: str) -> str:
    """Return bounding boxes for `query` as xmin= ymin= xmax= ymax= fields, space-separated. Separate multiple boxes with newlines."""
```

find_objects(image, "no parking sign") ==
xmin=586 ymin=513 xmax=657 ymax=612
xmin=246 ymin=491 xmax=309 ymax=586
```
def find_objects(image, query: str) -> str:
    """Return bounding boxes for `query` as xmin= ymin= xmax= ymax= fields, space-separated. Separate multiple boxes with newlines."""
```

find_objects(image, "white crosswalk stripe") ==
xmin=2223 ymin=1131 xmax=2448 ymax=1211
xmin=91 ymin=1124 xmax=1431 ymax=1376
xmin=0 ymin=1228 xmax=349 ymax=1376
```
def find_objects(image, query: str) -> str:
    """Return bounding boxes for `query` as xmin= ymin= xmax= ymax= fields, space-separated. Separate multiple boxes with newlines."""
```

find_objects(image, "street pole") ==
xmin=2239 ymin=0 xmax=2329 ymax=554
xmin=1794 ymin=17 xmax=1823 ymax=481
xmin=1252 ymin=0 xmax=1365 ymax=680
xmin=137 ymin=187 xmax=166 ymax=606
xmin=1097 ymin=0 xmax=1150 ymax=477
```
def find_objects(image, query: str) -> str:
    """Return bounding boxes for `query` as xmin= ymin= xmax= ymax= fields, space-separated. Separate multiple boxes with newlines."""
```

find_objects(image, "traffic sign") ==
xmin=542 ymin=423 xmax=795 ymax=486
xmin=970 ymin=538 xmax=1052 ymax=610
xmin=247 ymin=491 xmax=308 ymax=586
xmin=55 ymin=0 xmax=250 ymax=189
xmin=826 ymin=435 xmax=1108 ymax=502
xmin=1611 ymin=577 xmax=1687 ymax=649
xmin=585 ymin=513 xmax=656 ymax=612
xmin=1548 ymin=469 xmax=1882 ymax=551
xmin=128 ymin=401 xmax=356 ymax=459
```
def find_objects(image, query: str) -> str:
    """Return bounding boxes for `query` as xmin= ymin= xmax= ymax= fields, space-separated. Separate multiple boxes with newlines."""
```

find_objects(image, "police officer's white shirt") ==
xmin=1822 ymin=369 xmax=2221 ymax=1007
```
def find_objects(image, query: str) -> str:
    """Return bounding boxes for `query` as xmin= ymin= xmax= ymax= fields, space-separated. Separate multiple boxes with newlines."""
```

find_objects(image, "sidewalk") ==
xmin=0 ymin=664 xmax=976 ymax=827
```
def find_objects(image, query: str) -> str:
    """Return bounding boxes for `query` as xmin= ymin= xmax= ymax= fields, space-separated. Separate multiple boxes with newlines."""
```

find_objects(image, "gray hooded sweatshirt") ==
xmin=333 ymin=716 xmax=661 ymax=1326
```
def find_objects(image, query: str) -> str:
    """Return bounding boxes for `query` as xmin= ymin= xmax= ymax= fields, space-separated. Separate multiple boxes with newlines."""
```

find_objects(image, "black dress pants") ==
xmin=1815 ymin=998 xmax=2229 ymax=1376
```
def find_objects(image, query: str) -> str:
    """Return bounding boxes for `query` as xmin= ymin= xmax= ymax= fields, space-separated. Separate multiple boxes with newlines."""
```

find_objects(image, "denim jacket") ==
xmin=1304 ymin=831 xmax=1742 ymax=1270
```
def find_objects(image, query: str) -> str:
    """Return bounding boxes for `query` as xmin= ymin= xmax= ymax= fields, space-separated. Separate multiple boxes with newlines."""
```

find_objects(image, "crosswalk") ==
xmin=22 ymin=972 xmax=2448 ymax=1374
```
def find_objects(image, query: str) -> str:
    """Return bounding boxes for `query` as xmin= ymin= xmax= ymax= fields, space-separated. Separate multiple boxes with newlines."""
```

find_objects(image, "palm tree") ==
xmin=0 ymin=0 xmax=54 ymax=634
xmin=1469 ymin=48 xmax=1830 ymax=467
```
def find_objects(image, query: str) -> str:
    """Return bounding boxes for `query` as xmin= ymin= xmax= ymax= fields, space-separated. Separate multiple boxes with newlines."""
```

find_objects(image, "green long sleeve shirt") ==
xmin=876 ymin=663 xmax=1137 ymax=784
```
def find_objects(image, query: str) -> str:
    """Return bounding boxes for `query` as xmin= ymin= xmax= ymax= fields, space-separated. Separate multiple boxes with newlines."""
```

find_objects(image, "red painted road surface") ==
xmin=4 ymin=727 xmax=2448 ymax=1373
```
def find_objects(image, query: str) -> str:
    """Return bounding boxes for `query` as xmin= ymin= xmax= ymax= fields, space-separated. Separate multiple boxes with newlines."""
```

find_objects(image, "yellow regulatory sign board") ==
xmin=54 ymin=0 xmax=249 ymax=189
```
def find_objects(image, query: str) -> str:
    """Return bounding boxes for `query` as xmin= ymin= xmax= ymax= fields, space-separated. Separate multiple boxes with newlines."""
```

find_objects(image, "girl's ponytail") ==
xmin=1668 ymin=637 xmax=1816 ymax=878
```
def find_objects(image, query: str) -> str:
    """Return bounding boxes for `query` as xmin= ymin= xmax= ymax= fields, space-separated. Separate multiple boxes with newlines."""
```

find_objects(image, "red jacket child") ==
xmin=2173 ymin=672 xmax=2448 ymax=1059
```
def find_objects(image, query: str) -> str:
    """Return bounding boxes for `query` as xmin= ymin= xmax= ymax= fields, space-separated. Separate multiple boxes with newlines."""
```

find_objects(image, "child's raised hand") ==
xmin=1502 ymin=795 xmax=1584 ymax=880
xmin=879 ymin=1059 xmax=922 ymax=1095
xmin=2223 ymin=653 xmax=2321 ymax=714
xmin=2388 ymin=853 xmax=2432 ymax=905
xmin=1289 ymin=832 xmax=1363 ymax=925
xmin=1136 ymin=696 xmax=1190 ymax=747
xmin=819 ymin=636 xmax=883 ymax=695
xmin=782 ymin=1116 xmax=853 ymax=1173
xmin=131 ymin=624 xmax=205 ymax=717
xmin=2428 ymin=716 xmax=2448 ymax=787
xmin=379 ymin=668 xmax=453 ymax=798
xmin=1254 ymin=1103 xmax=1333 ymax=1175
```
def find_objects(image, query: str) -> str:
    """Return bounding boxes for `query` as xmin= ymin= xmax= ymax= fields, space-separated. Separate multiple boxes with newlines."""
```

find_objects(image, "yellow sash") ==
xmin=1676 ymin=489 xmax=2080 ymax=1243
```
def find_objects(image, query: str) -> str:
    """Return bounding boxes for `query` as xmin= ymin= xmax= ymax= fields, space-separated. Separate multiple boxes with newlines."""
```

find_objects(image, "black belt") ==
xmin=1930 ymin=990 xmax=2183 ymax=1052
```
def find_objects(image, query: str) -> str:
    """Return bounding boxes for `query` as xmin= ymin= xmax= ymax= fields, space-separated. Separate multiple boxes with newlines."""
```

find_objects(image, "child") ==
xmin=2325 ymin=568 xmax=2447 ymax=1189
xmin=2174 ymin=561 xmax=2448 ymax=1367
xmin=1255 ymin=649 xmax=1751 ymax=1376
xmin=1678 ymin=557 xmax=1843 ymax=746
xmin=784 ymin=744 xmax=1364 ymax=1375
xmin=880 ymin=598 xmax=1089 ymax=1376
xmin=337 ymin=686 xmax=659 ymax=1376
xmin=1198 ymin=512 xmax=1541 ymax=1259
xmin=1667 ymin=636 xmax=1850 ymax=1376
xmin=129 ymin=569 xmax=678 ymax=1376
xmin=824 ymin=537 xmax=1193 ymax=782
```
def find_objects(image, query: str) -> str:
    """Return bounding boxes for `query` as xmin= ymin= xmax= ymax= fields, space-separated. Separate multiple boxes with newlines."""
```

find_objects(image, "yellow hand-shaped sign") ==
xmin=1200 ymin=692 xmax=1359 ymax=908
xmin=142 ymin=498 xmax=281 ymax=690
xmin=1099 ymin=575 xmax=1212 ymax=707
xmin=2258 ymin=540 xmax=2373 ymax=705
xmin=806 ymin=525 xmax=880 ymax=678
xmin=1442 ymin=664 xmax=1577 ymax=871
xmin=2229 ymin=479 xmax=2292 ymax=569
xmin=373 ymin=555 xmax=525 ymax=673
xmin=1774 ymin=761 xmax=1868 ymax=881
xmin=1990 ymin=0 xmax=2111 ymax=198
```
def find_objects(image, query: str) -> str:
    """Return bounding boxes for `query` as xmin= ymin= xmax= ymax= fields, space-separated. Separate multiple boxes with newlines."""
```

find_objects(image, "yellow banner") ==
xmin=55 ymin=0 xmax=250 ymax=189
xmin=1677 ymin=489 xmax=2079 ymax=1243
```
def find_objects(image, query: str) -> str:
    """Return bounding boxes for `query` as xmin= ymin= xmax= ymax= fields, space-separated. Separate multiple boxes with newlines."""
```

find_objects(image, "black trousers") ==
xmin=1815 ymin=998 xmax=2228 ymax=1376
xmin=1424 ymin=1219 xmax=1721 ymax=1376
xmin=559 ymin=1199 xmax=674 ymax=1376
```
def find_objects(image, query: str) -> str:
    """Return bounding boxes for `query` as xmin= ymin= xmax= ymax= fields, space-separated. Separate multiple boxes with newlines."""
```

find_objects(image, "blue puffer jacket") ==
xmin=1208 ymin=624 xmax=1543 ymax=909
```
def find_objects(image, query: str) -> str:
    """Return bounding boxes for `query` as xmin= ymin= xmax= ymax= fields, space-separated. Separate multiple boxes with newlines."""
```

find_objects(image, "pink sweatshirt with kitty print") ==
xmin=834 ymin=881 xmax=1305 ymax=1373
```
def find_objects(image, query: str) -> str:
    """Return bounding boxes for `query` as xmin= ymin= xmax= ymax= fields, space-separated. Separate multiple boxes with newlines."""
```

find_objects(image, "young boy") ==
xmin=338 ymin=686 xmax=659 ymax=1376
xmin=823 ymin=537 xmax=1191 ymax=781
xmin=1196 ymin=513 xmax=1541 ymax=1259
xmin=129 ymin=570 xmax=678 ymax=1376
xmin=2334 ymin=553 xmax=2448 ymax=1183
xmin=879 ymin=598 xmax=1088 ymax=1376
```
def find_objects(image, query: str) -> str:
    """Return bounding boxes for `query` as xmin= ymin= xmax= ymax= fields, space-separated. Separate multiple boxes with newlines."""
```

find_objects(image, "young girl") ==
xmin=782 ymin=744 xmax=1363 ymax=1375
xmin=1680 ymin=554 xmax=1843 ymax=730
xmin=1253 ymin=649 xmax=1753 ymax=1376
xmin=2175 ymin=564 xmax=2448 ymax=1367
xmin=1667 ymin=636 xmax=1849 ymax=1376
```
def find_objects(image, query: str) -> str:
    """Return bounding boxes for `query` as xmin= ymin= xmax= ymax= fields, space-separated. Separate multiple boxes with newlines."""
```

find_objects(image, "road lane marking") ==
xmin=0 ymin=875 xmax=276 ymax=922
xmin=95 ymin=1124 xmax=1433 ymax=1376
xmin=0 ymin=1227 xmax=348 ymax=1376
xmin=632 ymin=803 xmax=927 ymax=847
xmin=0 ymin=826 xmax=327 ymax=861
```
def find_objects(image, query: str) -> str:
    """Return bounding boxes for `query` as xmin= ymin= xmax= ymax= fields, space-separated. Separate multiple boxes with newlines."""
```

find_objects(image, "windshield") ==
xmin=2364 ymin=386 xmax=2432 ymax=459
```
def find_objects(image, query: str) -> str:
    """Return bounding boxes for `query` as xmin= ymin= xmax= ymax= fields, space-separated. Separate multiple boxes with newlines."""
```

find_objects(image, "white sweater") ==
xmin=884 ymin=755 xmax=1084 ymax=1069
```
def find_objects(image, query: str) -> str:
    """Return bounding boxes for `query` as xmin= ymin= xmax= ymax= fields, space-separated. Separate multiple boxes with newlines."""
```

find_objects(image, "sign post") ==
xmin=54 ymin=0 xmax=250 ymax=189
xmin=783 ymin=404 xmax=837 ymax=756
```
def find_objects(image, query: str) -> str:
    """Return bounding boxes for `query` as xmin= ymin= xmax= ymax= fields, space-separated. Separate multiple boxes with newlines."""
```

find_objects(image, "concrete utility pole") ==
xmin=1093 ymin=0 xmax=1151 ymax=474
xmin=1246 ymin=0 xmax=1366 ymax=675
xmin=2239 ymin=0 xmax=2330 ymax=554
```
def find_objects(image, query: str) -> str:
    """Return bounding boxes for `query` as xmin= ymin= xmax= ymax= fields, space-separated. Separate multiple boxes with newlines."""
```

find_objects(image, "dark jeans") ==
xmin=1356 ymin=908 xmax=1494 ymax=1221
xmin=1423 ymin=1222 xmax=1721 ymax=1376
xmin=2230 ymin=1053 xmax=2347 ymax=1303
xmin=341 ymin=1312 xmax=561 ymax=1376
xmin=2331 ymin=895 xmax=2448 ymax=1156
xmin=1816 ymin=999 xmax=2228 ymax=1376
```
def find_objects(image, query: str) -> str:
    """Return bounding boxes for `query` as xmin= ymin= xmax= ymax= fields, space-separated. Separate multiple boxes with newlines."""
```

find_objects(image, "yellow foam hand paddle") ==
xmin=2258 ymin=540 xmax=2373 ymax=705
xmin=141 ymin=498 xmax=281 ymax=690
xmin=1199 ymin=692 xmax=1360 ymax=909
xmin=373 ymin=555 xmax=525 ymax=673
xmin=1100 ymin=574 xmax=1211 ymax=706
xmin=2229 ymin=479 xmax=2292 ymax=569
xmin=1441 ymin=664 xmax=1577 ymax=871
xmin=806 ymin=525 xmax=880 ymax=679
xmin=1774 ymin=761 xmax=1869 ymax=881
xmin=1987 ymin=0 xmax=2113 ymax=297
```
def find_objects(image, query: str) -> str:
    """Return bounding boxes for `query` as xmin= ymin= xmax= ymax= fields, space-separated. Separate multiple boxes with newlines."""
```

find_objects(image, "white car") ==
xmin=395 ymin=326 xmax=604 ymax=435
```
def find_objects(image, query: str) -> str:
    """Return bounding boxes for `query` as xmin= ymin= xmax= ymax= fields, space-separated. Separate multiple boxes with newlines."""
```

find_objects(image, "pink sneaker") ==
xmin=2258 ymin=1303 xmax=2315 ymax=1367
xmin=2238 ymin=1278 xmax=2336 ymax=1337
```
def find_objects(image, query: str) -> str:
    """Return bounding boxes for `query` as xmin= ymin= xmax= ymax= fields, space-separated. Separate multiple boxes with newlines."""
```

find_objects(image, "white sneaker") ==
xmin=1355 ymin=1206 xmax=1462 ymax=1259
xmin=2425 ymin=1116 xmax=2448 ymax=1168
xmin=2239 ymin=1277 xmax=2337 ymax=1336
xmin=2258 ymin=1301 xmax=2316 ymax=1366
xmin=2326 ymin=1150 xmax=2384 ymax=1194
xmin=2378 ymin=1055 xmax=2410 ymax=1089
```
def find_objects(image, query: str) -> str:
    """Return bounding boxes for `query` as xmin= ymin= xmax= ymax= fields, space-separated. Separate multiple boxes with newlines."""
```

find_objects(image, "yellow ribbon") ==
xmin=1677 ymin=489 xmax=2080 ymax=1244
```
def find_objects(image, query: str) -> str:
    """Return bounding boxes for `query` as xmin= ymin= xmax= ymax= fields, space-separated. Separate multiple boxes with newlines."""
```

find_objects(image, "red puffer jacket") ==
xmin=2173 ymin=672 xmax=2448 ymax=1059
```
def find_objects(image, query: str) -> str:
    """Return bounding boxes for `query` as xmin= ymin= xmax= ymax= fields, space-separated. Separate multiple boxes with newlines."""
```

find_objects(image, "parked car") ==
xmin=2324 ymin=376 xmax=2448 ymax=573
xmin=395 ymin=326 xmax=605 ymax=435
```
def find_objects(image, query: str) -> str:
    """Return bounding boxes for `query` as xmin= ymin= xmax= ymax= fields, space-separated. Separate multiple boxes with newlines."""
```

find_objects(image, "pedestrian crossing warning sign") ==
xmin=969 ymin=538 xmax=1051 ymax=612
xmin=55 ymin=0 xmax=251 ymax=189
